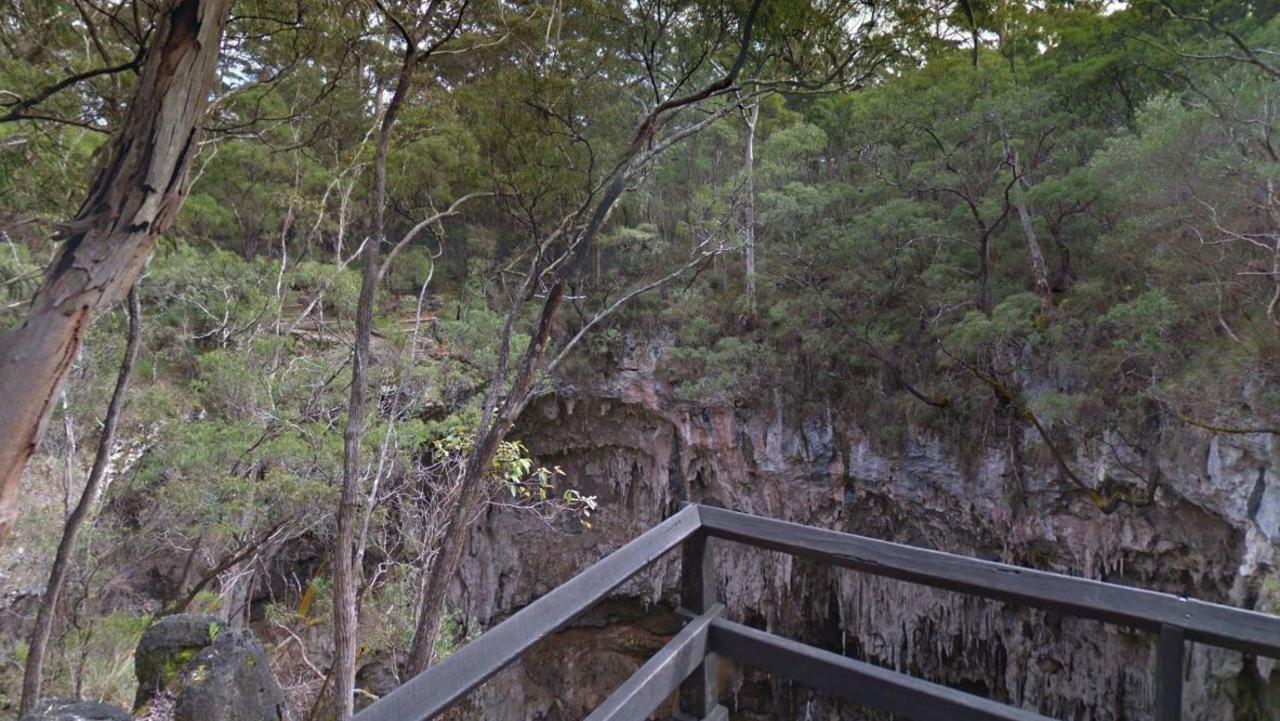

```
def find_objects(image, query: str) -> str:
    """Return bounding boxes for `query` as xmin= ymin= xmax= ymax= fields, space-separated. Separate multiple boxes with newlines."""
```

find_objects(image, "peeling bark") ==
xmin=0 ymin=0 xmax=232 ymax=543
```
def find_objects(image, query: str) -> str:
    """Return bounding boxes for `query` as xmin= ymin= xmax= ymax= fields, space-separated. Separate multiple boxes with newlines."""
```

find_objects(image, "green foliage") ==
xmin=0 ymin=238 xmax=41 ymax=333
xmin=136 ymin=417 xmax=335 ymax=540
xmin=1261 ymin=573 xmax=1280 ymax=616
xmin=59 ymin=613 xmax=153 ymax=709
xmin=649 ymin=6 xmax=1280 ymax=456
xmin=433 ymin=609 xmax=476 ymax=662
xmin=1101 ymin=289 xmax=1179 ymax=359
xmin=4 ymin=2 xmax=1280 ymax=713
xmin=291 ymin=261 xmax=363 ymax=317
xmin=669 ymin=335 xmax=766 ymax=404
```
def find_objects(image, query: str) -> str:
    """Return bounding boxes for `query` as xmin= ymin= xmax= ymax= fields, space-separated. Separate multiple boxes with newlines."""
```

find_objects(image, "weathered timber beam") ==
xmin=710 ymin=618 xmax=1058 ymax=721
xmin=353 ymin=504 xmax=703 ymax=721
xmin=699 ymin=505 xmax=1280 ymax=658
xmin=584 ymin=605 xmax=724 ymax=721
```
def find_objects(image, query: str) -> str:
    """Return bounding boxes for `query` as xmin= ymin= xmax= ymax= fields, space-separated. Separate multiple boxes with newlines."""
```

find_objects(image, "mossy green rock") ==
xmin=132 ymin=614 xmax=287 ymax=721
xmin=173 ymin=628 xmax=288 ymax=721
xmin=133 ymin=614 xmax=221 ymax=711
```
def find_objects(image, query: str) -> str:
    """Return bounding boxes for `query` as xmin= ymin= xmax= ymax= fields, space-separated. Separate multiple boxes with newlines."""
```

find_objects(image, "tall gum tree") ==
xmin=334 ymin=1 xmax=471 ymax=717
xmin=0 ymin=0 xmax=233 ymax=542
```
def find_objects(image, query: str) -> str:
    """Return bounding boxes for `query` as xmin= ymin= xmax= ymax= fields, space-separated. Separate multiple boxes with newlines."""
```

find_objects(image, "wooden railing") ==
xmin=353 ymin=503 xmax=1280 ymax=721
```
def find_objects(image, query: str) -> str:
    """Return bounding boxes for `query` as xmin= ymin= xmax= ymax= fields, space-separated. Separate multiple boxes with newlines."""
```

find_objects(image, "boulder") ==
xmin=19 ymin=698 xmax=131 ymax=721
xmin=134 ymin=614 xmax=222 ymax=710
xmin=355 ymin=656 xmax=399 ymax=712
xmin=173 ymin=627 xmax=289 ymax=721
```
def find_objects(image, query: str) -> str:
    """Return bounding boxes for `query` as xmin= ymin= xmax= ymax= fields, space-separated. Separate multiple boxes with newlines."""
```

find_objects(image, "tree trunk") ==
xmin=402 ymin=444 xmax=493 ymax=673
xmin=996 ymin=120 xmax=1053 ymax=313
xmin=0 ymin=0 xmax=232 ymax=543
xmin=20 ymin=282 xmax=142 ymax=714
xmin=1013 ymin=189 xmax=1053 ymax=313
xmin=978 ymin=226 xmax=993 ymax=317
xmin=742 ymin=102 xmax=759 ymax=319
xmin=404 ymin=284 xmax=566 ymax=675
xmin=1268 ymin=242 xmax=1280 ymax=336
xmin=334 ymin=30 xmax=423 ymax=721
xmin=1048 ymin=219 xmax=1075 ymax=292
xmin=399 ymin=0 xmax=763 ymax=675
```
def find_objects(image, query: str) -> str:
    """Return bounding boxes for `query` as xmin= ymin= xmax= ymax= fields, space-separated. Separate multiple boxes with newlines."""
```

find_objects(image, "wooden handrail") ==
xmin=354 ymin=503 xmax=1280 ymax=721
xmin=709 ymin=617 xmax=1057 ymax=721
xmin=585 ymin=605 xmax=724 ymax=721
xmin=353 ymin=504 xmax=700 ymax=721
xmin=697 ymin=505 xmax=1280 ymax=659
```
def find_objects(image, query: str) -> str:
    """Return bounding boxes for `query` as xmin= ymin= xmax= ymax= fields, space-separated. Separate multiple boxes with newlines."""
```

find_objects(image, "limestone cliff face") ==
xmin=454 ymin=341 xmax=1280 ymax=721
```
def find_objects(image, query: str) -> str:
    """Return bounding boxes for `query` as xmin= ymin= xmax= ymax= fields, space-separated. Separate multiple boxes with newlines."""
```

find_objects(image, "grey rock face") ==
xmin=18 ymin=699 xmax=131 ymax=721
xmin=452 ymin=342 xmax=1280 ymax=721
xmin=173 ymin=628 xmax=289 ymax=721
xmin=134 ymin=614 xmax=222 ymax=710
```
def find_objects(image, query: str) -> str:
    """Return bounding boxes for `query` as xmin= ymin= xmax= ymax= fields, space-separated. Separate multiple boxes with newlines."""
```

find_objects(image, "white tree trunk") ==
xmin=742 ymin=102 xmax=759 ymax=318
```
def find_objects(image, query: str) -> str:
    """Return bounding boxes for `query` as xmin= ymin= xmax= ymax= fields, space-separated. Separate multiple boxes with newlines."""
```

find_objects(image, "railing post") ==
xmin=1156 ymin=624 xmax=1184 ymax=721
xmin=677 ymin=531 xmax=727 ymax=721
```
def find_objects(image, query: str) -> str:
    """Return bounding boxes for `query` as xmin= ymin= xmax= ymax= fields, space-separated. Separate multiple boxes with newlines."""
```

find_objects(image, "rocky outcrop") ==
xmin=355 ymin=656 xmax=399 ymax=713
xmin=134 ymin=614 xmax=288 ymax=721
xmin=451 ymin=341 xmax=1280 ymax=720
xmin=174 ymin=627 xmax=289 ymax=721
xmin=18 ymin=699 xmax=130 ymax=721
xmin=135 ymin=614 xmax=222 ymax=710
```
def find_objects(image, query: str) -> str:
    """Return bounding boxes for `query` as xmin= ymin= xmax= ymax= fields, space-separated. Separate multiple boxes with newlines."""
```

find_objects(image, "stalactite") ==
xmin=451 ymin=359 xmax=1275 ymax=719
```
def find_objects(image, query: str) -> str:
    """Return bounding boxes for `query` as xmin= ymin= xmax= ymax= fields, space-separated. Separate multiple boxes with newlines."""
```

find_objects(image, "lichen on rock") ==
xmin=173 ymin=627 xmax=289 ymax=721
xmin=132 ymin=614 xmax=288 ymax=721
xmin=134 ymin=614 xmax=223 ymax=711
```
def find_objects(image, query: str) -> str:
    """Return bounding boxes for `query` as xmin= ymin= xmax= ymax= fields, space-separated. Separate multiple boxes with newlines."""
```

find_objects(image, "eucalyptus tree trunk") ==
xmin=19 ymin=283 xmax=142 ymax=715
xmin=1010 ymin=172 xmax=1052 ymax=313
xmin=996 ymin=119 xmax=1053 ymax=313
xmin=0 ymin=0 xmax=232 ymax=543
xmin=334 ymin=6 xmax=440 ymax=715
xmin=402 ymin=438 xmax=496 ymax=672
xmin=1048 ymin=219 xmax=1075 ymax=292
xmin=976 ymin=217 xmax=995 ymax=317
xmin=742 ymin=102 xmax=759 ymax=319
xmin=404 ymin=285 xmax=565 ymax=675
